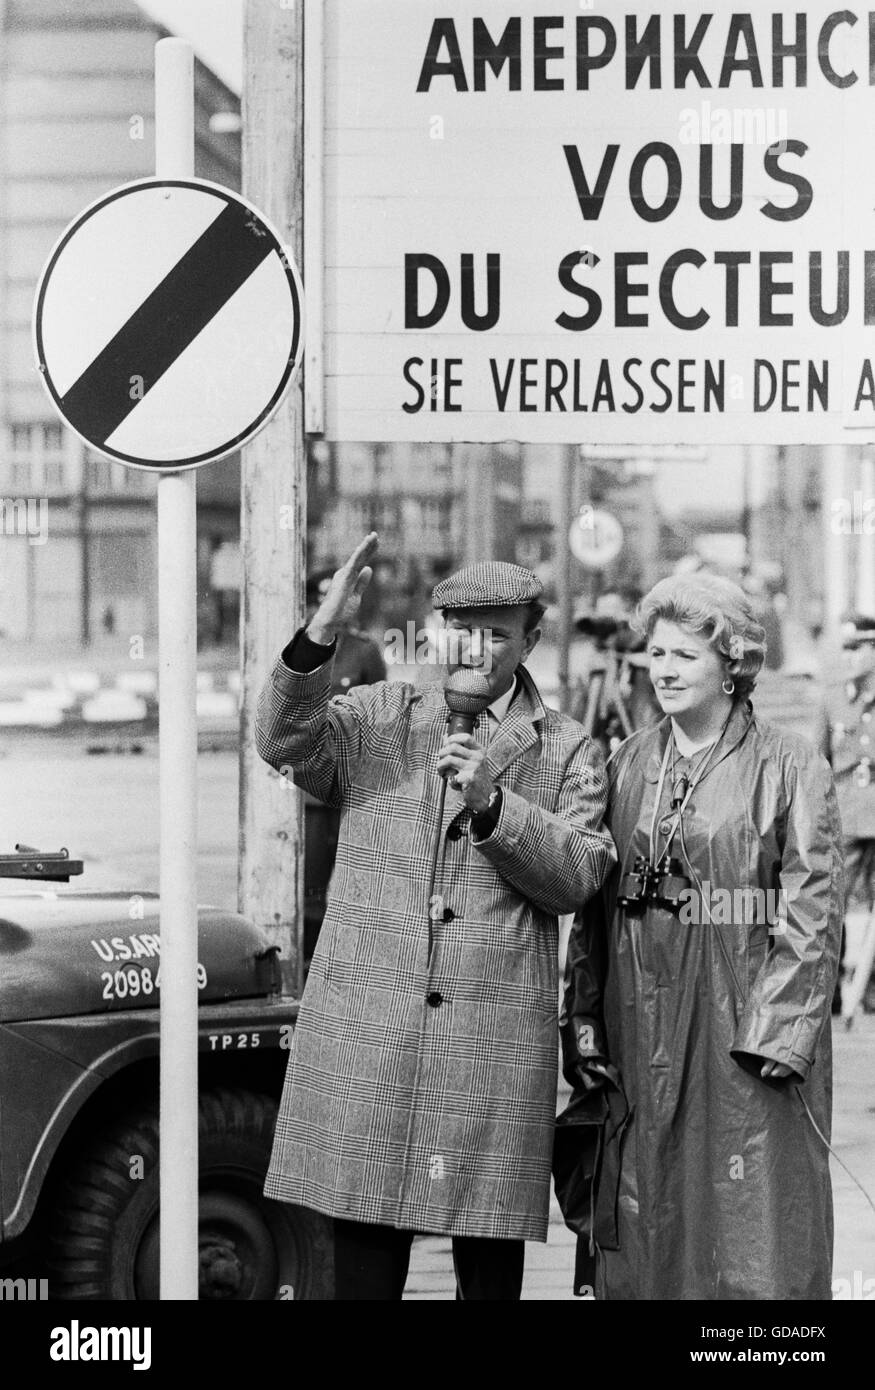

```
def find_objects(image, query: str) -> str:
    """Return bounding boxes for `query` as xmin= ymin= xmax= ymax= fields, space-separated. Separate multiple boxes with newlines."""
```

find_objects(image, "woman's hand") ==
xmin=760 ymin=1060 xmax=795 ymax=1080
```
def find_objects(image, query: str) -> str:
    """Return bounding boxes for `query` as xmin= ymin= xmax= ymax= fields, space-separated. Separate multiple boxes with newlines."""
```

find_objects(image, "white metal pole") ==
xmin=155 ymin=36 xmax=199 ymax=1302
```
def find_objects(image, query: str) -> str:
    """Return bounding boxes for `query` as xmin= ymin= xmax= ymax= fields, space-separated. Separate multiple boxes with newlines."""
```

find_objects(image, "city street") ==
xmin=1 ymin=740 xmax=872 ymax=1301
xmin=0 ymin=745 xmax=239 ymax=910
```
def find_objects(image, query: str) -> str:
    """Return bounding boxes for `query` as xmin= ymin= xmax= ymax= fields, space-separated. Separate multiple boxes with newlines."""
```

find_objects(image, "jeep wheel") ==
xmin=47 ymin=1087 xmax=333 ymax=1300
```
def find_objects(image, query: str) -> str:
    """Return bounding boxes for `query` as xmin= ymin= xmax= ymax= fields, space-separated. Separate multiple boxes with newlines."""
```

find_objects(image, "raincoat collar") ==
xmin=641 ymin=698 xmax=755 ymax=783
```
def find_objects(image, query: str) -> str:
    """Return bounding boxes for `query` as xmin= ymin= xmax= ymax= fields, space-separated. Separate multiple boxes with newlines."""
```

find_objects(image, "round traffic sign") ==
xmin=569 ymin=507 xmax=624 ymax=569
xmin=33 ymin=178 xmax=304 ymax=471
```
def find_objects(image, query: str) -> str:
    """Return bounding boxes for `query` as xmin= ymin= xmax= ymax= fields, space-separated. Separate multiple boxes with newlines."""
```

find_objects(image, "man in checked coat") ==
xmin=255 ymin=533 xmax=615 ymax=1300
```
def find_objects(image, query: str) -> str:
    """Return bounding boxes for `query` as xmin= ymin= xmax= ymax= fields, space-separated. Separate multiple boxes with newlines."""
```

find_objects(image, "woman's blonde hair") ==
xmin=635 ymin=573 xmax=767 ymax=701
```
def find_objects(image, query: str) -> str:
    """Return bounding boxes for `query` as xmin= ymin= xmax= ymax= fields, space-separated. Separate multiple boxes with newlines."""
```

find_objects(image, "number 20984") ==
xmin=100 ymin=963 xmax=208 ymax=1002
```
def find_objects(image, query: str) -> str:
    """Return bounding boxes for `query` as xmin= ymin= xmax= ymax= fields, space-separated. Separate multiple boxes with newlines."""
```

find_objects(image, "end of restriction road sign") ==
xmin=33 ymin=178 xmax=304 ymax=471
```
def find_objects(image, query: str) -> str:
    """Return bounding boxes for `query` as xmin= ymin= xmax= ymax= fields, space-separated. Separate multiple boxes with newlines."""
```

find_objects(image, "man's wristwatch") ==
xmin=470 ymin=786 xmax=502 ymax=840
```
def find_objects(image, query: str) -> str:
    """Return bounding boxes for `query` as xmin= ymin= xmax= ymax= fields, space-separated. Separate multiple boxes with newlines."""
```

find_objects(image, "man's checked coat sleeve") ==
xmin=472 ymin=749 xmax=614 ymax=915
xmin=254 ymin=648 xmax=370 ymax=807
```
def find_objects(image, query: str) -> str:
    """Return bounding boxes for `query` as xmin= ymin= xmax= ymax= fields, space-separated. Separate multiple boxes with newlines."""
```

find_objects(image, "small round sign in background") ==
xmin=569 ymin=508 xmax=624 ymax=570
xmin=33 ymin=178 xmax=304 ymax=471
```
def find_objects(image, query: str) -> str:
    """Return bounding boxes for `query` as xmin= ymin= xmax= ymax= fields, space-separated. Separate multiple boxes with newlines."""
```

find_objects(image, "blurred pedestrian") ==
xmin=563 ymin=572 xmax=843 ymax=1299
xmin=256 ymin=537 xmax=615 ymax=1300
xmin=743 ymin=572 xmax=785 ymax=670
xmin=571 ymin=591 xmax=661 ymax=755
xmin=817 ymin=613 xmax=875 ymax=1013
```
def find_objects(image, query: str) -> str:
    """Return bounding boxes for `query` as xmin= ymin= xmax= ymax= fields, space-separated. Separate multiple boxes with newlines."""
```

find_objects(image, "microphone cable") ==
xmin=794 ymin=1085 xmax=875 ymax=1221
xmin=425 ymin=774 xmax=448 ymax=963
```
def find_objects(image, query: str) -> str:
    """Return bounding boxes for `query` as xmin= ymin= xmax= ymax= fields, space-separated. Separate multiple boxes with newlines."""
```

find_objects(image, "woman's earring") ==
xmin=722 ymin=677 xmax=736 ymax=695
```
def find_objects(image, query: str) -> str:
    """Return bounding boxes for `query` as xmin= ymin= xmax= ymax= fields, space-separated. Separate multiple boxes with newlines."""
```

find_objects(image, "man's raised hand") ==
xmin=306 ymin=533 xmax=379 ymax=646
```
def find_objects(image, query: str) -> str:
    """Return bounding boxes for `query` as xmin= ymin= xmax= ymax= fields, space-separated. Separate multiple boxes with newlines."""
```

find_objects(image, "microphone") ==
xmin=443 ymin=669 xmax=492 ymax=738
xmin=425 ymin=670 xmax=494 ymax=949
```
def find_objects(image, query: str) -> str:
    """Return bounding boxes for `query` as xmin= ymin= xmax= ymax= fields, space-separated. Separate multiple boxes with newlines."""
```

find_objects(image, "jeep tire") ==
xmin=47 ymin=1087 xmax=333 ymax=1300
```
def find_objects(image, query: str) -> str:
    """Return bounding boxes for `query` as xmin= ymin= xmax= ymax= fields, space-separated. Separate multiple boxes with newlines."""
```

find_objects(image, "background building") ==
xmin=307 ymin=441 xmax=525 ymax=630
xmin=0 ymin=0 xmax=241 ymax=644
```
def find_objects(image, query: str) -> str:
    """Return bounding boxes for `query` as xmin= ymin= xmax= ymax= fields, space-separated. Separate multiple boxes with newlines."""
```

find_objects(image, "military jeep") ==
xmin=0 ymin=845 xmax=329 ymax=1300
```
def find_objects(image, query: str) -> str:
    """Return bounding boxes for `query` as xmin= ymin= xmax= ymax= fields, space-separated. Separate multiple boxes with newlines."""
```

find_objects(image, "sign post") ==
xmin=238 ymin=0 xmax=307 ymax=998
xmin=557 ymin=444 xmax=575 ymax=714
xmin=154 ymin=35 xmax=199 ymax=1303
xmin=32 ymin=36 xmax=304 ymax=1299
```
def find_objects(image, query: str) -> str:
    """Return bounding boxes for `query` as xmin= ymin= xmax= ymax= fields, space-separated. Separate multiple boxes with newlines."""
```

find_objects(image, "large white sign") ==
xmin=319 ymin=1 xmax=875 ymax=443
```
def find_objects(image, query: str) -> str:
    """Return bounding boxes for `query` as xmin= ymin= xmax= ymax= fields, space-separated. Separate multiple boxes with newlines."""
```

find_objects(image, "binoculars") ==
xmin=617 ymin=854 xmax=692 ymax=914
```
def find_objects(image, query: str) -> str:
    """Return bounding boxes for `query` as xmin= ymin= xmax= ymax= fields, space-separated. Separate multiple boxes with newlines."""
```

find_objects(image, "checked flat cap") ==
xmin=432 ymin=561 xmax=543 ymax=610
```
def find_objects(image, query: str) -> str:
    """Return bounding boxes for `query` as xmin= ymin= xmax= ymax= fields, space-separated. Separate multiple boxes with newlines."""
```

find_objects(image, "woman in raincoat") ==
xmin=563 ymin=573 xmax=844 ymax=1300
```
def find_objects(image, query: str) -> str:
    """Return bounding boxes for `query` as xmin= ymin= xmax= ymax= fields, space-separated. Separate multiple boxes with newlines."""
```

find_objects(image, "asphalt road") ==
xmin=0 ymin=746 xmax=241 ymax=910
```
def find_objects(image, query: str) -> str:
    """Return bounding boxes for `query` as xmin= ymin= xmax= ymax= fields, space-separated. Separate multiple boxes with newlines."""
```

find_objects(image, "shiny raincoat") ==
xmin=563 ymin=700 xmax=844 ymax=1299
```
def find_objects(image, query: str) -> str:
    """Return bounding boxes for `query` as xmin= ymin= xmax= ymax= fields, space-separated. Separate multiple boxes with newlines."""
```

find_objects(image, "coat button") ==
xmin=446 ymin=823 xmax=463 ymax=841
xmin=442 ymin=908 xmax=455 ymax=922
xmin=426 ymin=991 xmax=443 ymax=1007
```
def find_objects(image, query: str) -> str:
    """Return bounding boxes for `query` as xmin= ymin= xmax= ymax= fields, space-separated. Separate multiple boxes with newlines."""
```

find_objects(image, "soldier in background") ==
xmin=302 ymin=567 xmax=387 ymax=960
xmin=817 ymin=613 xmax=875 ymax=1014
